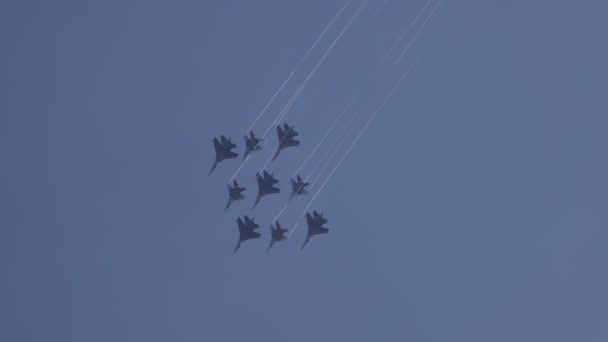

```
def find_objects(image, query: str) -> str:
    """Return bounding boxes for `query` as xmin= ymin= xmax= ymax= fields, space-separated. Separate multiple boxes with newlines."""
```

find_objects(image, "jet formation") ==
xmin=210 ymin=123 xmax=332 ymax=254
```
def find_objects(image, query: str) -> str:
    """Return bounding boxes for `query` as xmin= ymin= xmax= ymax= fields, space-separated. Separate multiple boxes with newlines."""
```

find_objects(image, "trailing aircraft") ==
xmin=301 ymin=210 xmax=329 ymax=250
xmin=272 ymin=123 xmax=300 ymax=161
xmin=224 ymin=180 xmax=246 ymax=211
xmin=267 ymin=221 xmax=288 ymax=252
xmin=209 ymin=135 xmax=238 ymax=174
xmin=232 ymin=215 xmax=260 ymax=255
xmin=252 ymin=171 xmax=280 ymax=209
xmin=289 ymin=174 xmax=309 ymax=201
xmin=242 ymin=131 xmax=262 ymax=161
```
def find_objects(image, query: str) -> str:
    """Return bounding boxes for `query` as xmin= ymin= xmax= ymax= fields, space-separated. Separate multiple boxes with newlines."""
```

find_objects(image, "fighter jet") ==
xmin=301 ymin=210 xmax=329 ymax=250
xmin=272 ymin=123 xmax=300 ymax=161
xmin=252 ymin=171 xmax=280 ymax=209
xmin=232 ymin=215 xmax=261 ymax=255
xmin=242 ymin=131 xmax=262 ymax=161
xmin=224 ymin=180 xmax=246 ymax=211
xmin=289 ymin=174 xmax=309 ymax=201
xmin=209 ymin=135 xmax=238 ymax=174
xmin=267 ymin=221 xmax=288 ymax=252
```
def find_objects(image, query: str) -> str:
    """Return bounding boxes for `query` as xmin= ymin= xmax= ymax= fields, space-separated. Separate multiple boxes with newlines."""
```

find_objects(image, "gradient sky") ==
xmin=1 ymin=0 xmax=607 ymax=341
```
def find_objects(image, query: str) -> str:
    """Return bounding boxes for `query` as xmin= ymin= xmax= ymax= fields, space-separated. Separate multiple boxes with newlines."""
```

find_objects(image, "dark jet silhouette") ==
xmin=252 ymin=171 xmax=280 ymax=209
xmin=233 ymin=215 xmax=261 ymax=255
xmin=289 ymin=174 xmax=309 ymax=201
xmin=301 ymin=210 xmax=329 ymax=250
xmin=272 ymin=123 xmax=300 ymax=161
xmin=209 ymin=135 xmax=238 ymax=174
xmin=242 ymin=131 xmax=262 ymax=161
xmin=267 ymin=221 xmax=288 ymax=252
xmin=224 ymin=180 xmax=246 ymax=211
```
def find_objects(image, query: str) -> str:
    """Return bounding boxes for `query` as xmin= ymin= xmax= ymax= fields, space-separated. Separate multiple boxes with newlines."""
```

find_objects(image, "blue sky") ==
xmin=1 ymin=0 xmax=607 ymax=341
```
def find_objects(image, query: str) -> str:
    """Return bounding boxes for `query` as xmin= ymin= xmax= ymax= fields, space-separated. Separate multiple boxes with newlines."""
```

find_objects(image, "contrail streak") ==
xmin=272 ymin=103 xmax=359 ymax=224
xmin=228 ymin=88 xmax=319 ymax=183
xmin=292 ymin=82 xmax=364 ymax=178
xmin=368 ymin=0 xmax=390 ymax=24
xmin=272 ymin=203 xmax=290 ymax=224
xmin=304 ymin=112 xmax=357 ymax=181
xmin=304 ymin=137 xmax=338 ymax=181
xmin=388 ymin=0 xmax=441 ymax=75
xmin=259 ymin=0 xmax=371 ymax=142
xmin=300 ymin=61 xmax=416 ymax=229
xmin=228 ymin=160 xmax=248 ymax=183
xmin=378 ymin=0 xmax=433 ymax=67
xmin=244 ymin=0 xmax=354 ymax=135
xmin=309 ymin=112 xmax=364 ymax=189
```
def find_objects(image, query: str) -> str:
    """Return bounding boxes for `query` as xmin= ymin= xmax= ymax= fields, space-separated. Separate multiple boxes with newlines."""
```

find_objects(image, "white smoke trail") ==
xmin=298 ymin=61 xmax=416 ymax=233
xmin=387 ymin=0 xmax=441 ymax=75
xmin=288 ymin=221 xmax=299 ymax=238
xmin=228 ymin=88 xmax=320 ymax=183
xmin=378 ymin=0 xmax=433 ymax=67
xmin=291 ymin=82 xmax=364 ymax=178
xmin=272 ymin=203 xmax=290 ymax=224
xmin=368 ymin=0 xmax=390 ymax=24
xmin=307 ymin=63 xmax=416 ymax=209
xmin=228 ymin=160 xmax=248 ymax=183
xmin=303 ymin=112 xmax=358 ymax=181
xmin=259 ymin=0 xmax=371 ymax=142
xmin=270 ymin=97 xmax=358 ymax=224
xmin=309 ymin=112 xmax=365 ymax=189
xmin=257 ymin=0 xmax=371 ymax=175
xmin=244 ymin=0 xmax=354 ymax=135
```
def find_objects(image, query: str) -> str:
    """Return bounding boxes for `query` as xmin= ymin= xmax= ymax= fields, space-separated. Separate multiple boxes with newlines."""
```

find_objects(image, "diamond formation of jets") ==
xmin=242 ymin=130 xmax=262 ymax=161
xmin=233 ymin=215 xmax=261 ymax=255
xmin=272 ymin=123 xmax=300 ymax=162
xmin=252 ymin=171 xmax=280 ymax=209
xmin=209 ymin=135 xmax=238 ymax=174
xmin=289 ymin=174 xmax=309 ymax=201
xmin=211 ymin=122 xmax=334 ymax=253
xmin=224 ymin=180 xmax=246 ymax=211
xmin=301 ymin=210 xmax=329 ymax=250
xmin=267 ymin=221 xmax=288 ymax=252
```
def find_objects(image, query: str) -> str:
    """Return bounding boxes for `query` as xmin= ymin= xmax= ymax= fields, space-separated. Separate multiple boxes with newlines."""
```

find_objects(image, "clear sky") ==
xmin=1 ymin=0 xmax=607 ymax=341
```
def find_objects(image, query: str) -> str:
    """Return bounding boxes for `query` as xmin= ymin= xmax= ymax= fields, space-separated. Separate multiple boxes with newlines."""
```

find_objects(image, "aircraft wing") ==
xmin=306 ymin=213 xmax=314 ymax=230
xmin=316 ymin=227 xmax=329 ymax=235
xmin=276 ymin=125 xmax=285 ymax=141
xmin=250 ymin=231 xmax=261 ymax=239
xmin=267 ymin=185 xmax=280 ymax=194
xmin=219 ymin=149 xmax=238 ymax=161
xmin=282 ymin=137 xmax=300 ymax=148
xmin=237 ymin=218 xmax=245 ymax=234
xmin=256 ymin=174 xmax=265 ymax=189
xmin=213 ymin=138 xmax=222 ymax=155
